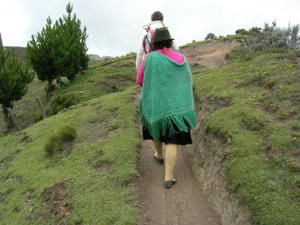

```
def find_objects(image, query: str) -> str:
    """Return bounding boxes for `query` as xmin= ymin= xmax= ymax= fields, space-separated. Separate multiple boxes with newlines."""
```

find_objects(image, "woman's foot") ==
xmin=164 ymin=178 xmax=177 ymax=189
xmin=153 ymin=151 xmax=164 ymax=164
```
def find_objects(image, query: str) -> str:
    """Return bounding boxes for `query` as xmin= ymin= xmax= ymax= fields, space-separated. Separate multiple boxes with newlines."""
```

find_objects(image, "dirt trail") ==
xmin=136 ymin=139 xmax=221 ymax=225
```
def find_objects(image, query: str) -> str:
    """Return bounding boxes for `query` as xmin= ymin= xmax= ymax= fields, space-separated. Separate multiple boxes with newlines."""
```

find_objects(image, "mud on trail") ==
xmin=136 ymin=139 xmax=221 ymax=225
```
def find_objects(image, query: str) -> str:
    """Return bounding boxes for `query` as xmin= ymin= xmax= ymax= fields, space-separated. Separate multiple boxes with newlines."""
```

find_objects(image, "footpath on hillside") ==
xmin=137 ymin=140 xmax=221 ymax=225
xmin=135 ymin=41 xmax=236 ymax=225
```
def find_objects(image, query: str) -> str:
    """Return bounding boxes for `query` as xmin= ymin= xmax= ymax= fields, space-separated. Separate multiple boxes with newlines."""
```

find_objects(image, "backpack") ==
xmin=142 ymin=22 xmax=166 ymax=54
xmin=142 ymin=26 xmax=155 ymax=54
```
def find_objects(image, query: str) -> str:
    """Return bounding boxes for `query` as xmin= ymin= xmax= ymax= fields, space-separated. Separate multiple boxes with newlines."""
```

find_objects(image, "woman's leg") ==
xmin=152 ymin=139 xmax=163 ymax=159
xmin=164 ymin=144 xmax=177 ymax=180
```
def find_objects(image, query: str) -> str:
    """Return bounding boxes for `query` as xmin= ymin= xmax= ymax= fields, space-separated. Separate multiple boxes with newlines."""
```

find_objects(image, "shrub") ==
xmin=44 ymin=125 xmax=77 ymax=157
xmin=248 ymin=27 xmax=262 ymax=34
xmin=205 ymin=33 xmax=217 ymax=40
xmin=47 ymin=93 xmax=80 ymax=115
xmin=235 ymin=29 xmax=249 ymax=35
xmin=245 ymin=21 xmax=300 ymax=52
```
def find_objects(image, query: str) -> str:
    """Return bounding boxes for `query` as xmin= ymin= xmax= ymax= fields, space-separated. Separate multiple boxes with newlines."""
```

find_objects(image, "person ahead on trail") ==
xmin=135 ymin=11 xmax=178 ymax=70
xmin=137 ymin=27 xmax=196 ymax=189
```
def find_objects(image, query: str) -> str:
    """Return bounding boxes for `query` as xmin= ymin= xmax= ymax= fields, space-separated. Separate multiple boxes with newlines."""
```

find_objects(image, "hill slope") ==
xmin=0 ymin=53 xmax=142 ymax=224
xmin=0 ymin=53 xmax=136 ymax=136
xmin=0 ymin=86 xmax=141 ymax=225
xmin=192 ymin=48 xmax=300 ymax=225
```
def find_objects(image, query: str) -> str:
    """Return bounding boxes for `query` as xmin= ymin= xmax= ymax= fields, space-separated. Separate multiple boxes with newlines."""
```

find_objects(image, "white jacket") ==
xmin=135 ymin=21 xmax=178 ymax=70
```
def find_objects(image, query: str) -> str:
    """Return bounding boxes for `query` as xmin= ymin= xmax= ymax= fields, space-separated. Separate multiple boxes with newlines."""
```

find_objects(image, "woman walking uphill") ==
xmin=136 ymin=27 xmax=196 ymax=189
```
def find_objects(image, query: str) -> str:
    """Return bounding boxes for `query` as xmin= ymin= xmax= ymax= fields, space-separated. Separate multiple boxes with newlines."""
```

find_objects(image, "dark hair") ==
xmin=151 ymin=11 xmax=164 ymax=21
xmin=153 ymin=40 xmax=173 ymax=50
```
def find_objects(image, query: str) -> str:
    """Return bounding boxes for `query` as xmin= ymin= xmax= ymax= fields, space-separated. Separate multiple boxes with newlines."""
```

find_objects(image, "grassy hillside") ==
xmin=0 ymin=53 xmax=136 ymax=136
xmin=0 ymin=54 xmax=141 ymax=224
xmin=193 ymin=48 xmax=300 ymax=225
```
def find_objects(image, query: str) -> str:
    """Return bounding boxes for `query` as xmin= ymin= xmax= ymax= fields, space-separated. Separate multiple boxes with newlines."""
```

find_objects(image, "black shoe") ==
xmin=153 ymin=152 xmax=164 ymax=164
xmin=164 ymin=178 xmax=177 ymax=189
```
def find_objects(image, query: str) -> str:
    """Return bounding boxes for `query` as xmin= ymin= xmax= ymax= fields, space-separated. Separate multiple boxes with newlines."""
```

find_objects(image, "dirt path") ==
xmin=136 ymin=139 xmax=222 ymax=225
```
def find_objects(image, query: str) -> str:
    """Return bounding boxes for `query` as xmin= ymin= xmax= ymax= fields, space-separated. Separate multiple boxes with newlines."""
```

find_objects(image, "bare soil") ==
xmin=41 ymin=182 xmax=72 ymax=225
xmin=180 ymin=41 xmax=239 ymax=68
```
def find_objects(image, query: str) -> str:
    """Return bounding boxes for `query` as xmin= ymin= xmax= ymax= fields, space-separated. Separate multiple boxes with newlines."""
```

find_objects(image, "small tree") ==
xmin=27 ymin=17 xmax=61 ymax=96
xmin=55 ymin=2 xmax=89 ymax=81
xmin=27 ymin=2 xmax=89 ymax=95
xmin=0 ymin=49 xmax=34 ymax=128
xmin=205 ymin=33 xmax=217 ymax=40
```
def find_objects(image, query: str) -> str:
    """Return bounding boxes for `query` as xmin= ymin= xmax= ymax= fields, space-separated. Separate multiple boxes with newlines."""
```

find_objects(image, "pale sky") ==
xmin=0 ymin=0 xmax=299 ymax=56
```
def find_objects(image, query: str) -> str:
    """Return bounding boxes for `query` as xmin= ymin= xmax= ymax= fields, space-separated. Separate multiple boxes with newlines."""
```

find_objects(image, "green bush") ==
xmin=235 ymin=28 xmax=249 ymax=35
xmin=205 ymin=33 xmax=217 ymax=40
xmin=245 ymin=22 xmax=300 ymax=52
xmin=44 ymin=125 xmax=77 ymax=157
xmin=47 ymin=93 xmax=80 ymax=115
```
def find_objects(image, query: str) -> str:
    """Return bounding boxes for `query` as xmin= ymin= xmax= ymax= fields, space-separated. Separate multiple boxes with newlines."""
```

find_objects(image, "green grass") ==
xmin=0 ymin=53 xmax=136 ymax=136
xmin=193 ymin=49 xmax=300 ymax=225
xmin=0 ymin=51 xmax=141 ymax=224
xmin=0 ymin=86 xmax=141 ymax=225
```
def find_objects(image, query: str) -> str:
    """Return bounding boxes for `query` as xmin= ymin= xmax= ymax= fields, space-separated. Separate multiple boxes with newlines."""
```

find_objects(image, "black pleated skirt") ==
xmin=142 ymin=125 xmax=193 ymax=145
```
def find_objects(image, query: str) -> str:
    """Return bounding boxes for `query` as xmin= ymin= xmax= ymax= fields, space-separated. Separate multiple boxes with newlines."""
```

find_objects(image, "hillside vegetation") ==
xmin=193 ymin=48 xmax=300 ymax=225
xmin=0 ymin=54 xmax=135 ymax=136
xmin=0 ymin=54 xmax=142 ymax=225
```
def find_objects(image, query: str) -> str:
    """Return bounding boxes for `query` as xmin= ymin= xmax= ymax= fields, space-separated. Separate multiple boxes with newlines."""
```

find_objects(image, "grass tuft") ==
xmin=44 ymin=125 xmax=77 ymax=157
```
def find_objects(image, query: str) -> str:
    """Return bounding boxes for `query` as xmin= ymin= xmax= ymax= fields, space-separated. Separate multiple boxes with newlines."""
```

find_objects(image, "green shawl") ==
xmin=140 ymin=51 xmax=196 ymax=139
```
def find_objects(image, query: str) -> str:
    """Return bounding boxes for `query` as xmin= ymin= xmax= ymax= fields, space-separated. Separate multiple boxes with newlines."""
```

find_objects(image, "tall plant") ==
xmin=55 ymin=2 xmax=89 ymax=80
xmin=0 ymin=49 xmax=34 ymax=128
xmin=27 ymin=2 xmax=89 ymax=96
xmin=27 ymin=17 xmax=61 ymax=96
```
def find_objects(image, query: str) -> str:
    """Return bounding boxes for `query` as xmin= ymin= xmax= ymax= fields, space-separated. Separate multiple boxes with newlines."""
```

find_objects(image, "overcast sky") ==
xmin=0 ymin=0 xmax=300 ymax=56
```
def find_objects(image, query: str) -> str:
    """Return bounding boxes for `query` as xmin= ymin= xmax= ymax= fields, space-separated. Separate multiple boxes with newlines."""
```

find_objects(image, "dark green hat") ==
xmin=153 ymin=27 xmax=174 ymax=43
